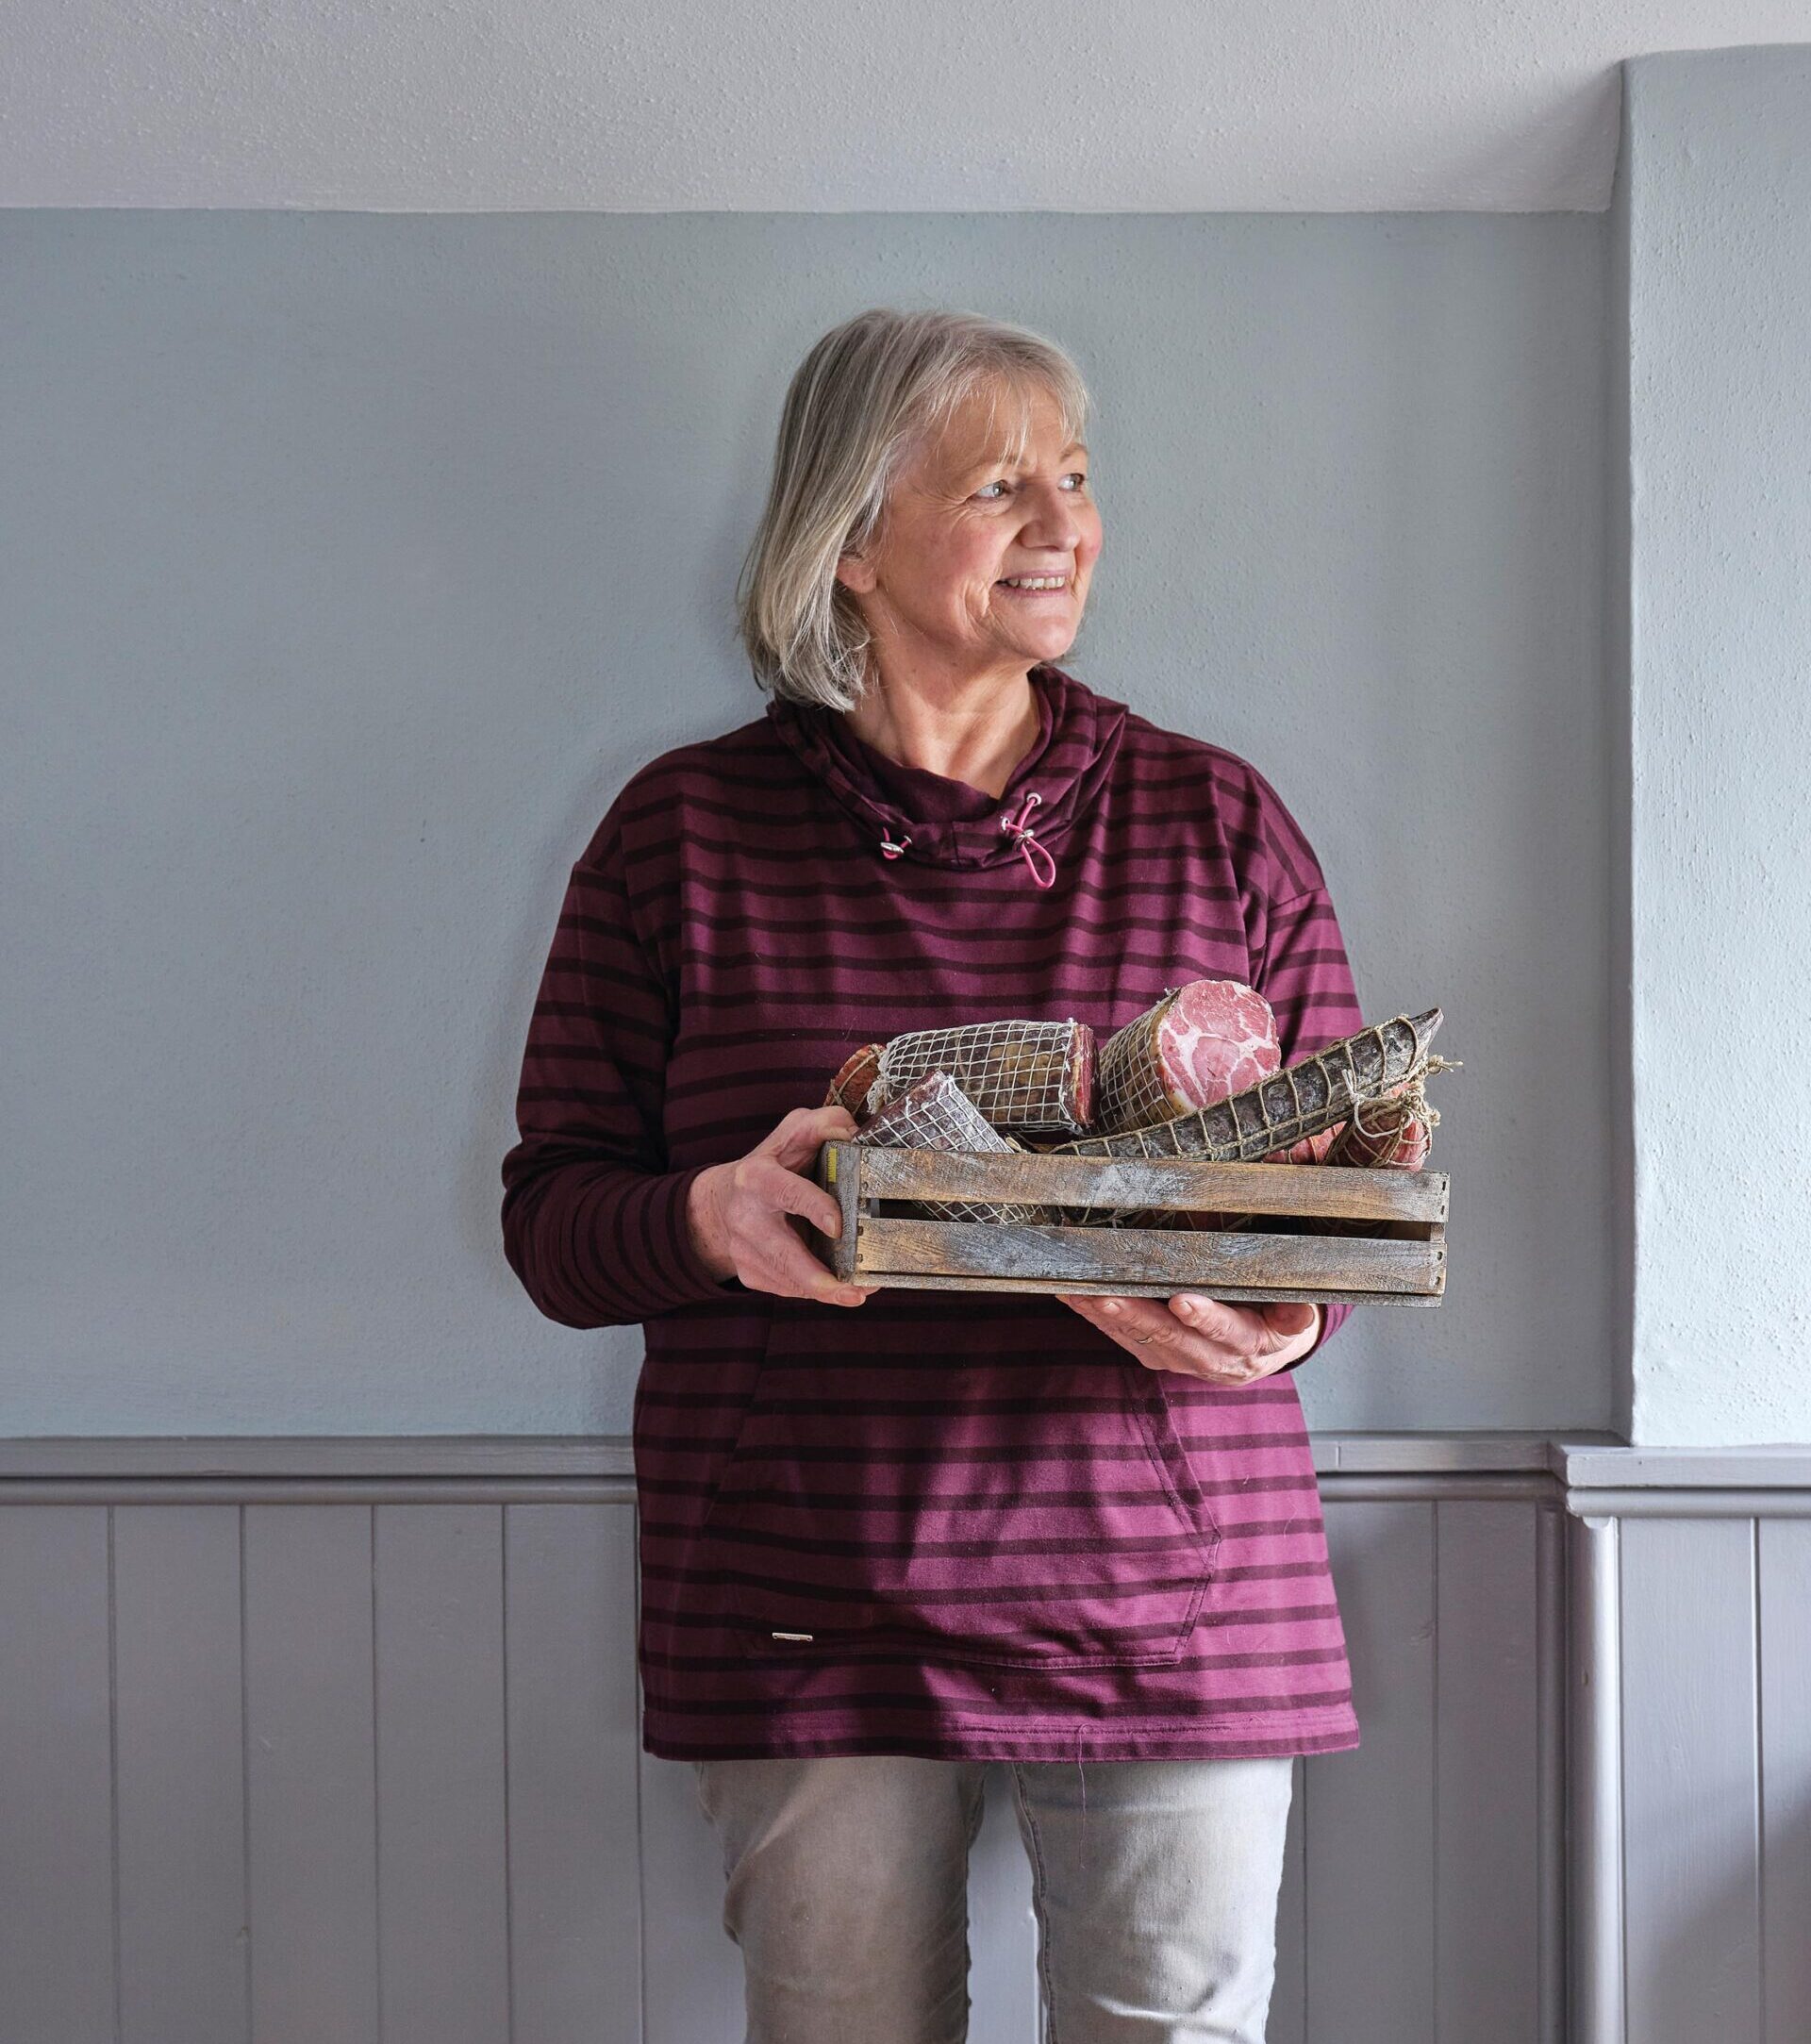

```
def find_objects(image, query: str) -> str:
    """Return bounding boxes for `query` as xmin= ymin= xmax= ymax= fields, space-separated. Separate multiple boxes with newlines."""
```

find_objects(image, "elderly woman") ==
xmin=502 ymin=308 xmax=1366 ymax=2044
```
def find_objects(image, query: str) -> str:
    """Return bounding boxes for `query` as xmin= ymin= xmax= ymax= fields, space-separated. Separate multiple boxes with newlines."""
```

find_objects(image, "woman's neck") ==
xmin=841 ymin=668 xmax=1042 ymax=801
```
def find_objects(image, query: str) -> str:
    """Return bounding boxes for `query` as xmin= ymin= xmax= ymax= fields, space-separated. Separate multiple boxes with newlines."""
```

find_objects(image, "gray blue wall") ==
xmin=1618 ymin=49 xmax=1811 ymax=1445
xmin=2 ymin=210 xmax=1611 ymax=1436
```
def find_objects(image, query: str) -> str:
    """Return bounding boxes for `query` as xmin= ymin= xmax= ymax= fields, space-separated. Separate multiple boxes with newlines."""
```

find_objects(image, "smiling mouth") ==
xmin=996 ymin=578 xmax=1073 ymax=595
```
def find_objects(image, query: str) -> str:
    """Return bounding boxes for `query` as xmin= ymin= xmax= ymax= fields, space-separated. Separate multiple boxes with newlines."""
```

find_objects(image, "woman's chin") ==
xmin=993 ymin=610 xmax=1082 ymax=656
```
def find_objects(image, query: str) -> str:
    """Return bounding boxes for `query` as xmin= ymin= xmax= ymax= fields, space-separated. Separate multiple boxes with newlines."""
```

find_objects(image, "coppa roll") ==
xmin=1090 ymin=979 xmax=1339 ymax=1225
xmin=1093 ymin=979 xmax=1281 ymax=1136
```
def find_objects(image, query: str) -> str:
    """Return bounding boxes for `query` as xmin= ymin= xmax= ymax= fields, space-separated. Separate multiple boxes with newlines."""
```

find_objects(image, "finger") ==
xmin=1090 ymin=1297 xmax=1196 ymax=1349
xmin=754 ymin=1104 xmax=862 ymax=1167
xmin=1168 ymin=1296 xmax=1265 ymax=1354
xmin=1260 ymin=1301 xmax=1320 ymax=1346
xmin=759 ymin=1157 xmax=848 ymax=1241
xmin=753 ymin=1232 xmax=872 ymax=1306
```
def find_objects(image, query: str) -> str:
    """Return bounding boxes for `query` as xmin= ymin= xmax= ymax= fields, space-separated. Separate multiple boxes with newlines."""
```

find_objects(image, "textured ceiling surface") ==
xmin=4 ymin=1 xmax=1806 ymax=212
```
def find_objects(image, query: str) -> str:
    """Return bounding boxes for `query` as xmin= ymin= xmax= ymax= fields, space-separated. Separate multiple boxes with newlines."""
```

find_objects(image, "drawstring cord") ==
xmin=1000 ymin=791 xmax=1056 ymax=889
xmin=874 ymin=791 xmax=1055 ymax=889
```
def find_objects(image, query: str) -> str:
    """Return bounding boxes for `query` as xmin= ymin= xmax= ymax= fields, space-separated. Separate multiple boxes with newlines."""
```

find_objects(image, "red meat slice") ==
xmin=1096 ymin=978 xmax=1281 ymax=1134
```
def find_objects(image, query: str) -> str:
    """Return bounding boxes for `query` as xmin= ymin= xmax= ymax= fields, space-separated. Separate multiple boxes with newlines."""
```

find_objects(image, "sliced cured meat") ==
xmin=1053 ymin=1009 xmax=1443 ymax=1166
xmin=1093 ymin=979 xmax=1342 ymax=1224
xmin=1094 ymin=979 xmax=1282 ymax=1135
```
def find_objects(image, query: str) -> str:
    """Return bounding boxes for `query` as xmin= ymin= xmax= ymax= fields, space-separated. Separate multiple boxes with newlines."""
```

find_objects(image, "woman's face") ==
xmin=836 ymin=380 xmax=1103 ymax=689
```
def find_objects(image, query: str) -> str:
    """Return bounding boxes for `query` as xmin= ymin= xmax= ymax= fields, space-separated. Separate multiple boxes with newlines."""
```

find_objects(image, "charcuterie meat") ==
xmin=1092 ymin=979 xmax=1345 ymax=1222
xmin=1094 ymin=980 xmax=1281 ymax=1135
xmin=863 ymin=1019 xmax=1095 ymax=1138
xmin=1049 ymin=1007 xmax=1445 ymax=1168
xmin=1326 ymin=1077 xmax=1433 ymax=1171
xmin=823 ymin=1043 xmax=884 ymax=1115
xmin=856 ymin=1072 xmax=1047 ymax=1226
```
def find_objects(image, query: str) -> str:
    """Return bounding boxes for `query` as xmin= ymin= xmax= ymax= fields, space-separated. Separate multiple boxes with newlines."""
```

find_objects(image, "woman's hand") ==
xmin=686 ymin=1105 xmax=878 ymax=1308
xmin=1055 ymin=1292 xmax=1322 ymax=1388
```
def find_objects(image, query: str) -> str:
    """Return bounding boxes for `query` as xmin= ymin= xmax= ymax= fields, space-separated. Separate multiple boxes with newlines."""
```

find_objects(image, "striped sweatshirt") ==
xmin=500 ymin=663 xmax=1366 ymax=1762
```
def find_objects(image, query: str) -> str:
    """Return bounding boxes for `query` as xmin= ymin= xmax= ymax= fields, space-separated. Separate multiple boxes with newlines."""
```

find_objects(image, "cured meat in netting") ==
xmin=1326 ymin=1075 xmax=1433 ymax=1171
xmin=1091 ymin=978 xmax=1345 ymax=1227
xmin=856 ymin=1072 xmax=1047 ymax=1226
xmin=823 ymin=1043 xmax=884 ymax=1115
xmin=862 ymin=1019 xmax=1095 ymax=1138
xmin=1094 ymin=979 xmax=1280 ymax=1135
xmin=1049 ymin=1007 xmax=1445 ymax=1226
xmin=1052 ymin=1008 xmax=1443 ymax=1165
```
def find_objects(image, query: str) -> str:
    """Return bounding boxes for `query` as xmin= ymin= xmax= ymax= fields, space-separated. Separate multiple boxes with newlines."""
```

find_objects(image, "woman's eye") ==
xmin=974 ymin=473 xmax=1088 ymax=501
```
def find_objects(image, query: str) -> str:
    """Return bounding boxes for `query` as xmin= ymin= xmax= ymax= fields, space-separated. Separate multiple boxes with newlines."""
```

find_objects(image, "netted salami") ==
xmin=856 ymin=1072 xmax=1047 ymax=1226
xmin=1325 ymin=1074 xmax=1435 ymax=1171
xmin=863 ymin=1019 xmax=1095 ymax=1138
xmin=823 ymin=1043 xmax=884 ymax=1115
xmin=1045 ymin=1008 xmax=1447 ymax=1224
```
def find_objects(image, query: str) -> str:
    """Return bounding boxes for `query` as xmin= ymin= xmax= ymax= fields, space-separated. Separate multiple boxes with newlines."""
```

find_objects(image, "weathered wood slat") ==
xmin=817 ymin=1139 xmax=1452 ymax=1304
xmin=834 ymin=1213 xmax=1445 ymax=1299
xmin=835 ymin=1142 xmax=1450 ymax=1221
xmin=838 ymin=1272 xmax=1444 ymax=1305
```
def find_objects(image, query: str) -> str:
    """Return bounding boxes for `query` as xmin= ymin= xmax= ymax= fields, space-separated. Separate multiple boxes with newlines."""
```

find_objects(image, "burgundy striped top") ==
xmin=501 ymin=663 xmax=1365 ymax=1762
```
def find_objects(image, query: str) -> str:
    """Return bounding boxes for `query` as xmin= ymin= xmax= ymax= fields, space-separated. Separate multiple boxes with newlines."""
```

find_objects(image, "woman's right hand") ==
xmin=685 ymin=1105 xmax=878 ymax=1307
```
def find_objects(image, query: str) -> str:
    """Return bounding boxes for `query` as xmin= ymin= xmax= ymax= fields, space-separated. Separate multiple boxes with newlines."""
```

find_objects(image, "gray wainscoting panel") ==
xmin=373 ymin=1504 xmax=512 ymax=2044
xmin=113 ymin=1506 xmax=248 ymax=2044
xmin=1307 ymin=1500 xmax=1438 ymax=2043
xmin=1620 ymin=1517 xmax=1761 ymax=2044
xmin=1433 ymin=1499 xmax=1547 ymax=2043
xmin=1560 ymin=1479 xmax=1811 ymax=2044
xmin=1757 ymin=1519 xmax=1811 ymax=2044
xmin=504 ymin=1503 xmax=642 ymax=2044
xmin=242 ymin=1505 xmax=381 ymax=2044
xmin=0 ymin=1506 xmax=115 ymax=2044
xmin=25 ymin=1432 xmax=1811 ymax=2044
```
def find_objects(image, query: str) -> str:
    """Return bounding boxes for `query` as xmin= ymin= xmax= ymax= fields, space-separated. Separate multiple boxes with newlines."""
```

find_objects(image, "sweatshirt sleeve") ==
xmin=499 ymin=821 xmax=734 ymax=1329
xmin=1241 ymin=770 xmax=1369 ymax=1370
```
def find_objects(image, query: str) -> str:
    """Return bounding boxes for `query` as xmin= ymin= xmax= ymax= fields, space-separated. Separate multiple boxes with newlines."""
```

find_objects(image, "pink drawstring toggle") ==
xmin=878 ymin=829 xmax=912 ymax=859
xmin=999 ymin=791 xmax=1056 ymax=889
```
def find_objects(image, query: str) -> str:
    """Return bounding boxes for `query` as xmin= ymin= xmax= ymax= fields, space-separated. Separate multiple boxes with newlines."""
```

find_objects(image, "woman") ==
xmin=501 ymin=308 xmax=1367 ymax=2044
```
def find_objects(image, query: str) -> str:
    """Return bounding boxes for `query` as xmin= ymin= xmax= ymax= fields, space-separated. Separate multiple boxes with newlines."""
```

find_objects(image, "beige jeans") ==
xmin=692 ymin=1753 xmax=1295 ymax=2044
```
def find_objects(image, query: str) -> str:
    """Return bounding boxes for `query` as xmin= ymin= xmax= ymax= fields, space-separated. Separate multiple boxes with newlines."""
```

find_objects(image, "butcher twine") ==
xmin=1339 ymin=1055 xmax=1462 ymax=1150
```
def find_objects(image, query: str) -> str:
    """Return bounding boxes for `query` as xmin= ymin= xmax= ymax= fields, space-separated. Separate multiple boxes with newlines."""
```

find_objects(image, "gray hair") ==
xmin=736 ymin=307 xmax=1092 ymax=712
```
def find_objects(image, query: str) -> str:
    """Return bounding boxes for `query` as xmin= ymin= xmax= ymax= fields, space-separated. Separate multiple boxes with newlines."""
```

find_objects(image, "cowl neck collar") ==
xmin=764 ymin=663 xmax=1128 ymax=879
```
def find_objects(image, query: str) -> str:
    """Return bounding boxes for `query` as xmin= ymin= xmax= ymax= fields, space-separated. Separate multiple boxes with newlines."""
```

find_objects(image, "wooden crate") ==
xmin=807 ymin=1141 xmax=1449 ymax=1306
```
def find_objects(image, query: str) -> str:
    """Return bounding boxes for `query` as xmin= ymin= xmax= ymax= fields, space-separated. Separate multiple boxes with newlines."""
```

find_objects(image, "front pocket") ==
xmin=698 ymin=1327 xmax=1221 ymax=1670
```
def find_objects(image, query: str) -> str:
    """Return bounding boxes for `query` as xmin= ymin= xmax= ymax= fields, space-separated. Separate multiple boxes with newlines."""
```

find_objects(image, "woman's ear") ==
xmin=835 ymin=546 xmax=876 ymax=595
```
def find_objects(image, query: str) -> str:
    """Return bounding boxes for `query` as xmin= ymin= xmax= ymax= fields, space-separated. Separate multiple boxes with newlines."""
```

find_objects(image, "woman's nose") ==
xmin=1018 ymin=481 xmax=1083 ymax=544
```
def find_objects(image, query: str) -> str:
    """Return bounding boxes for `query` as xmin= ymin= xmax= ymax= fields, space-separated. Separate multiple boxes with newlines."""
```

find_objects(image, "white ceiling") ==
xmin=4 ymin=1 xmax=1807 ymax=212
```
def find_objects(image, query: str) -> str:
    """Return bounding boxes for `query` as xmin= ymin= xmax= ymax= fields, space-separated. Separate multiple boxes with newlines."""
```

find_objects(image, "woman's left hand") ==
xmin=1055 ymin=1293 xmax=1322 ymax=1388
